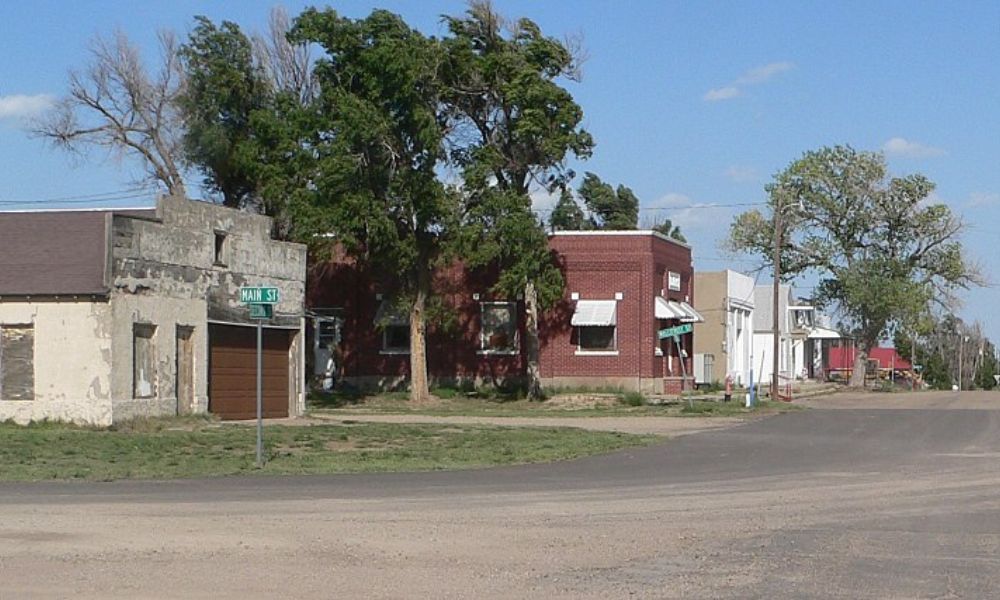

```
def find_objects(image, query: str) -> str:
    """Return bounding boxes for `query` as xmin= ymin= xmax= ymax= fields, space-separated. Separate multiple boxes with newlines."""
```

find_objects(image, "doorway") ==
xmin=176 ymin=326 xmax=195 ymax=415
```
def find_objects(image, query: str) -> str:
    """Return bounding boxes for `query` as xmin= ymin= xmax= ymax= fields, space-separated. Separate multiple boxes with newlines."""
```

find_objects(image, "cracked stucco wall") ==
xmin=0 ymin=301 xmax=113 ymax=425
xmin=108 ymin=195 xmax=307 ymax=422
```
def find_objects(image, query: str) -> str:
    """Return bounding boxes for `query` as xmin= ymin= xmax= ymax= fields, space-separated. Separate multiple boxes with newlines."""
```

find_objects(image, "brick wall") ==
xmin=542 ymin=232 xmax=694 ymax=392
xmin=310 ymin=231 xmax=694 ymax=393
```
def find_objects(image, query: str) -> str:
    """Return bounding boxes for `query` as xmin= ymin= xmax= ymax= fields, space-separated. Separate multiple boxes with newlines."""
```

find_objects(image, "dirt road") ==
xmin=2 ymin=390 xmax=999 ymax=598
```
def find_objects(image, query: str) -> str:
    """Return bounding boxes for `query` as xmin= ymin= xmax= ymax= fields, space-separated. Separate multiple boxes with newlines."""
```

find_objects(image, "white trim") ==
xmin=477 ymin=350 xmax=520 ymax=356
xmin=550 ymin=229 xmax=691 ymax=249
xmin=574 ymin=350 xmax=620 ymax=357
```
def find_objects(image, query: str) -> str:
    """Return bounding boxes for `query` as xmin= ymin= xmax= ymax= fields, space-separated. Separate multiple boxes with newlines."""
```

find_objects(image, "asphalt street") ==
xmin=1 ymin=390 xmax=999 ymax=598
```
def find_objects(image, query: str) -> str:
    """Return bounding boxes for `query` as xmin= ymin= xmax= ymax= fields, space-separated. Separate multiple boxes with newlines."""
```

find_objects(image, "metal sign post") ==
xmin=673 ymin=334 xmax=693 ymax=408
xmin=239 ymin=287 xmax=280 ymax=468
xmin=256 ymin=320 xmax=263 ymax=467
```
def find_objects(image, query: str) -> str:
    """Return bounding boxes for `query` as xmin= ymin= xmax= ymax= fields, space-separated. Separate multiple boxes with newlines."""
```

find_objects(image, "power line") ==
xmin=0 ymin=186 xmax=156 ymax=206
xmin=534 ymin=201 xmax=766 ymax=214
xmin=0 ymin=188 xmax=155 ymax=206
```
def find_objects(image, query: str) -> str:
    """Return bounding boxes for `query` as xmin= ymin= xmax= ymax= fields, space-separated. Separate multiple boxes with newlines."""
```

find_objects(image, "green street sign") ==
xmin=658 ymin=323 xmax=693 ymax=339
xmin=249 ymin=304 xmax=273 ymax=319
xmin=240 ymin=286 xmax=280 ymax=305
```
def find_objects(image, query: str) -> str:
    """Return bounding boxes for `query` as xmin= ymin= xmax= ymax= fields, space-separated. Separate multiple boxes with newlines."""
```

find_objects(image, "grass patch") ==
xmin=0 ymin=419 xmax=657 ymax=482
xmin=309 ymin=392 xmax=801 ymax=419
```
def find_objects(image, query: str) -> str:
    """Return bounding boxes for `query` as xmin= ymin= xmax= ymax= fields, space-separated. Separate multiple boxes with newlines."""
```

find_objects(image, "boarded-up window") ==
xmin=133 ymin=324 xmax=157 ymax=398
xmin=0 ymin=325 xmax=35 ymax=401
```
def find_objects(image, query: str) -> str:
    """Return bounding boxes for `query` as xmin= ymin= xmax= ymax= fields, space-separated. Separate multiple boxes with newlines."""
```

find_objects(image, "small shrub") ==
xmin=431 ymin=386 xmax=461 ymax=400
xmin=620 ymin=391 xmax=646 ymax=407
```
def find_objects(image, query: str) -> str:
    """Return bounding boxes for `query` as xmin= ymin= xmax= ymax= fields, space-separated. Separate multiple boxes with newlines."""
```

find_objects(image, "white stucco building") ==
xmin=0 ymin=195 xmax=307 ymax=425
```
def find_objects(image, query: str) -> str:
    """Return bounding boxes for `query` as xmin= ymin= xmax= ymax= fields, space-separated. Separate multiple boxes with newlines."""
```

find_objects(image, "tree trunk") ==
xmin=848 ymin=343 xmax=869 ymax=387
xmin=409 ymin=269 xmax=431 ymax=402
xmin=524 ymin=281 xmax=543 ymax=400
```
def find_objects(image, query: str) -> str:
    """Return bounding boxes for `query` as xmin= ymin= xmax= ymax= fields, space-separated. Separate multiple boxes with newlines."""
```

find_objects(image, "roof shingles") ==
xmin=0 ymin=212 xmax=110 ymax=296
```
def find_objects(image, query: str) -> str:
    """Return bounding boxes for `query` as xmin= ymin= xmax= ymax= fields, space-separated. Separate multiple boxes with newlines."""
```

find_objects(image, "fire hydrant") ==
xmin=724 ymin=375 xmax=732 ymax=402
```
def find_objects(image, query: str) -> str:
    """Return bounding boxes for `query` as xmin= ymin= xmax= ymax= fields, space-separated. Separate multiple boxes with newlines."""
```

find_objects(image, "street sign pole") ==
xmin=240 ymin=287 xmax=279 ymax=469
xmin=256 ymin=319 xmax=263 ymax=468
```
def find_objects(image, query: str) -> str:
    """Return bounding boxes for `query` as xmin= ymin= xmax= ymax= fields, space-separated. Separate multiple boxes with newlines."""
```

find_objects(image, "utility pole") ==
xmin=772 ymin=195 xmax=782 ymax=401
xmin=958 ymin=334 xmax=965 ymax=392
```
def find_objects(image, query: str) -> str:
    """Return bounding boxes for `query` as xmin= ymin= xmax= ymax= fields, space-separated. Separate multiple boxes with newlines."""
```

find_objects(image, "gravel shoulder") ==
xmin=309 ymin=412 xmax=749 ymax=436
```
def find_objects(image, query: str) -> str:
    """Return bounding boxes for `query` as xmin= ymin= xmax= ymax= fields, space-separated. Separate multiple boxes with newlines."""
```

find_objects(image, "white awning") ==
xmin=571 ymin=300 xmax=617 ymax=326
xmin=808 ymin=326 xmax=842 ymax=340
xmin=655 ymin=297 xmax=704 ymax=323
xmin=655 ymin=296 xmax=684 ymax=319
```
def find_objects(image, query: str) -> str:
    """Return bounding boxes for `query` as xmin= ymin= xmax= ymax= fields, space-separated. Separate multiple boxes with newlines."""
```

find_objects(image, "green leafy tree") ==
xmin=549 ymin=188 xmax=588 ymax=231
xmin=728 ymin=145 xmax=978 ymax=386
xmin=178 ymin=8 xmax=314 ymax=217
xmin=650 ymin=217 xmax=686 ymax=242
xmin=179 ymin=17 xmax=269 ymax=208
xmin=441 ymin=1 xmax=594 ymax=398
xmin=578 ymin=172 xmax=638 ymax=229
xmin=283 ymin=8 xmax=454 ymax=402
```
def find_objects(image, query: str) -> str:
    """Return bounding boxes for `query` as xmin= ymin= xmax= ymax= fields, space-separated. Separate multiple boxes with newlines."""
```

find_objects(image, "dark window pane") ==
xmin=579 ymin=326 xmax=615 ymax=351
xmin=384 ymin=324 xmax=410 ymax=351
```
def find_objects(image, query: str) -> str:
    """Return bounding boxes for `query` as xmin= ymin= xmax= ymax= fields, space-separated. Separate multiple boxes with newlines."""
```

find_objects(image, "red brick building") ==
xmin=542 ymin=231 xmax=700 ymax=394
xmin=308 ymin=230 xmax=700 ymax=394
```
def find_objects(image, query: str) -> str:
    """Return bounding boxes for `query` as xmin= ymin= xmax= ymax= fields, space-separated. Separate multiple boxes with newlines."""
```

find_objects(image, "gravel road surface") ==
xmin=2 ymin=391 xmax=998 ymax=599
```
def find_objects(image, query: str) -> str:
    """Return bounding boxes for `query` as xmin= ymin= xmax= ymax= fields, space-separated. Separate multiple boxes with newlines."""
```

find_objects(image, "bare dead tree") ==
xmin=252 ymin=6 xmax=316 ymax=105
xmin=34 ymin=29 xmax=188 ymax=196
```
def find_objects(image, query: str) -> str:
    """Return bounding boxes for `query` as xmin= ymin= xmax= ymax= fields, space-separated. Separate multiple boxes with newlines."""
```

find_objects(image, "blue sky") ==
xmin=2 ymin=1 xmax=998 ymax=341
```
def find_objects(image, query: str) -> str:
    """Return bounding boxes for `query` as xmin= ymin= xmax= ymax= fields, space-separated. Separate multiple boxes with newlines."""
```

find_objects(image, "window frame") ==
xmin=213 ymin=230 xmax=228 ymax=266
xmin=576 ymin=324 xmax=618 ymax=356
xmin=381 ymin=323 xmax=411 ymax=355
xmin=478 ymin=301 xmax=519 ymax=355
xmin=133 ymin=323 xmax=158 ymax=399
xmin=0 ymin=323 xmax=35 ymax=401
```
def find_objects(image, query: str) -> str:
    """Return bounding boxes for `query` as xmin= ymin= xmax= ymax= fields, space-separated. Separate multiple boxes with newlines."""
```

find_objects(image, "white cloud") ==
xmin=882 ymin=137 xmax=945 ymax=158
xmin=703 ymin=86 xmax=741 ymax=102
xmin=0 ymin=94 xmax=55 ymax=120
xmin=966 ymin=191 xmax=1000 ymax=208
xmin=735 ymin=61 xmax=795 ymax=85
xmin=643 ymin=192 xmax=716 ymax=230
xmin=529 ymin=187 xmax=560 ymax=213
xmin=703 ymin=61 xmax=794 ymax=102
xmin=724 ymin=165 xmax=759 ymax=183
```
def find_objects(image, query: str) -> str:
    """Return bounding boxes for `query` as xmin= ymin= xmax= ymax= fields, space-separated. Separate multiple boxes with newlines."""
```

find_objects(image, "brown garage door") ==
xmin=209 ymin=324 xmax=290 ymax=420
